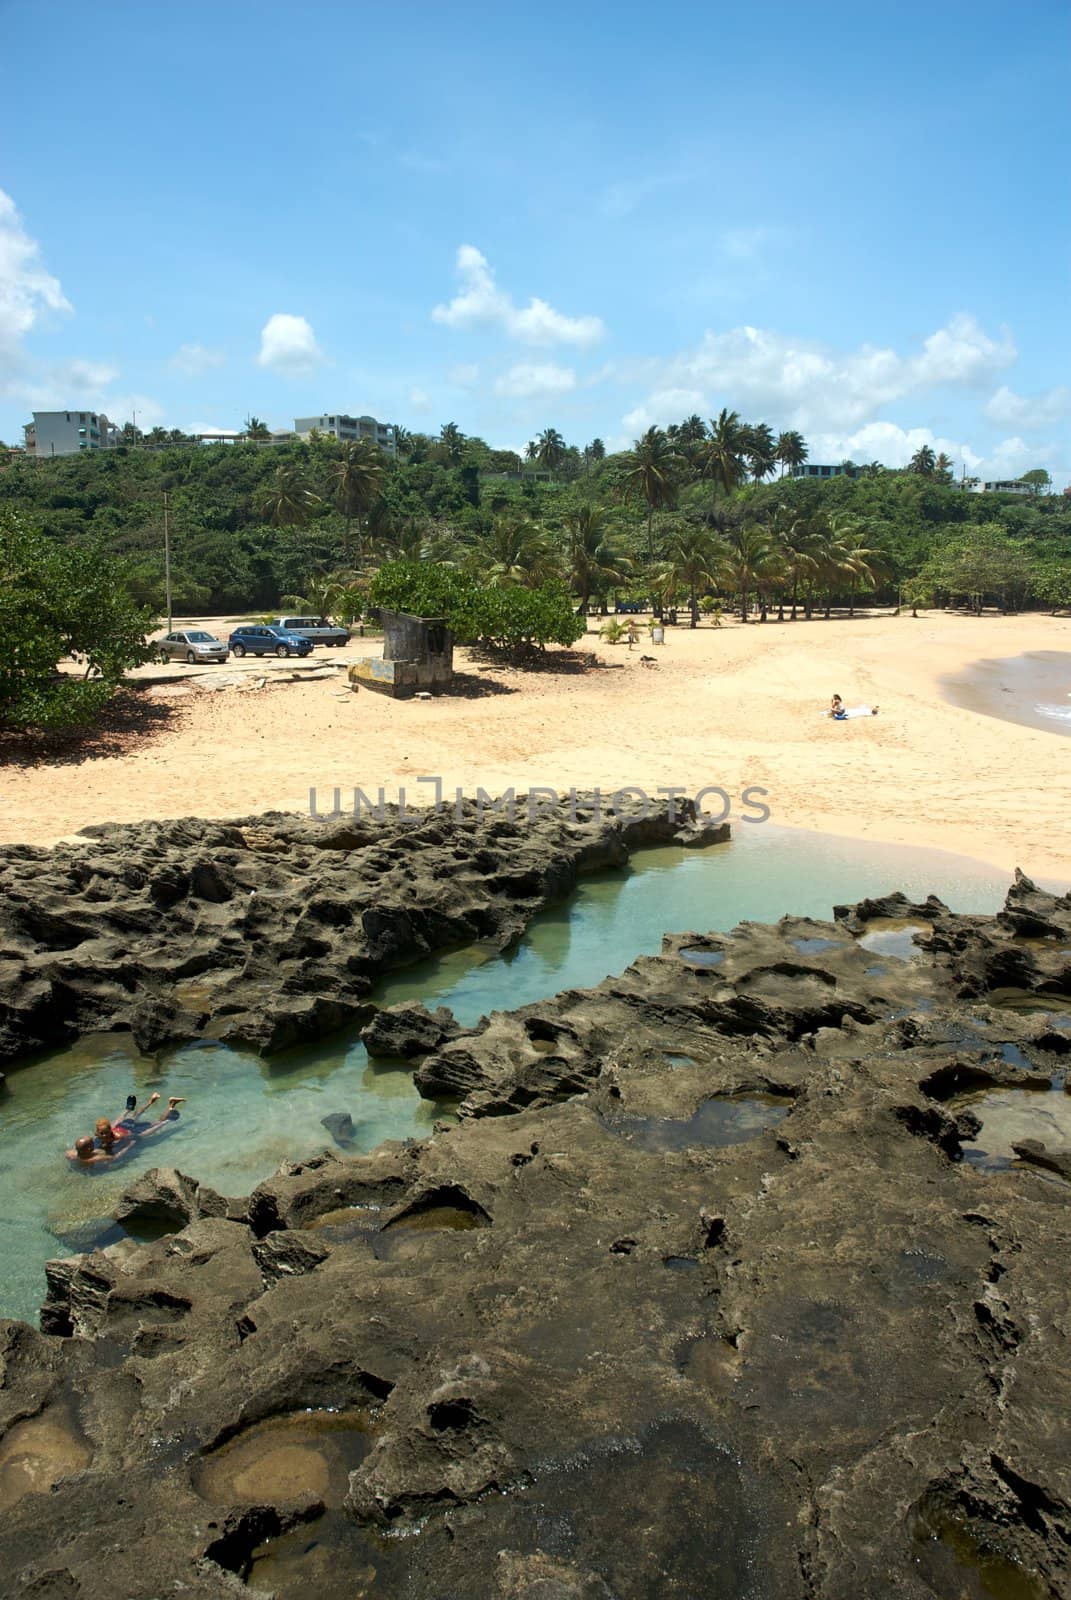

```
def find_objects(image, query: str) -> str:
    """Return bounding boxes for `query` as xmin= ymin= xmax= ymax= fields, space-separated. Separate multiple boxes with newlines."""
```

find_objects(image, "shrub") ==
xmin=368 ymin=561 xmax=586 ymax=652
xmin=0 ymin=512 xmax=155 ymax=730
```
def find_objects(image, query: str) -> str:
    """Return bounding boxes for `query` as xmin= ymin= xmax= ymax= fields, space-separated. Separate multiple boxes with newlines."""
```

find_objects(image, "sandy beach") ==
xmin=2 ymin=611 xmax=1068 ymax=881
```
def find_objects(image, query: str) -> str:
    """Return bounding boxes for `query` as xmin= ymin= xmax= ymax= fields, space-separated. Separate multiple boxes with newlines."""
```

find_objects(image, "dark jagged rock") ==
xmin=0 ymin=797 xmax=709 ymax=1064
xmin=3 ymin=876 xmax=1071 ymax=1597
xmin=360 ymin=1001 xmax=468 ymax=1059
xmin=114 ymin=1166 xmax=231 ymax=1230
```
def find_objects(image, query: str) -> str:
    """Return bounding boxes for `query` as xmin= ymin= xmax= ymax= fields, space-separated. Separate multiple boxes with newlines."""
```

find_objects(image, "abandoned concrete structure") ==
xmin=349 ymin=609 xmax=455 ymax=698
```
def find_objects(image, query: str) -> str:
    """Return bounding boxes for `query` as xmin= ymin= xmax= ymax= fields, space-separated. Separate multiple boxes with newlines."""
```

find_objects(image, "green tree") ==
xmin=244 ymin=416 xmax=271 ymax=442
xmin=254 ymin=463 xmax=321 ymax=527
xmin=919 ymin=523 xmax=1034 ymax=614
xmin=654 ymin=526 xmax=727 ymax=627
xmin=0 ymin=513 xmax=155 ymax=729
xmin=621 ymin=426 xmax=679 ymax=562
xmin=565 ymin=504 xmax=631 ymax=611
xmin=534 ymin=428 xmax=567 ymax=472
xmin=1020 ymin=469 xmax=1052 ymax=495
xmin=775 ymin=429 xmax=808 ymax=478
xmin=438 ymin=422 xmax=466 ymax=464
xmin=724 ymin=523 xmax=779 ymax=622
xmin=744 ymin=422 xmax=777 ymax=482
xmin=476 ymin=516 xmax=561 ymax=588
xmin=908 ymin=444 xmax=937 ymax=476
xmin=327 ymin=439 xmax=386 ymax=560
xmin=697 ymin=409 xmax=749 ymax=495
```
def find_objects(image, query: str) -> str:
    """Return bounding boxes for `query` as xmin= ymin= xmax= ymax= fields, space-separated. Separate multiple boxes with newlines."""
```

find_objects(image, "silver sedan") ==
xmin=157 ymin=630 xmax=230 ymax=664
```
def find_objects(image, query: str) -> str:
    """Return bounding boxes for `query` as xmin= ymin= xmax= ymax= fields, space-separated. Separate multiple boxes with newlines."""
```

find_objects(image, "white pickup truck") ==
xmin=271 ymin=615 xmax=350 ymax=648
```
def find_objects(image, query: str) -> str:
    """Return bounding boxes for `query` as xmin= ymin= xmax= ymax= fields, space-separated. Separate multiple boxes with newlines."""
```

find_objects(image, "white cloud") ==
xmin=0 ymin=188 xmax=71 ymax=359
xmin=257 ymin=313 xmax=324 ymax=376
xmin=108 ymin=392 xmax=166 ymax=429
xmin=171 ymin=342 xmax=226 ymax=377
xmin=806 ymin=422 xmax=1061 ymax=485
xmin=984 ymin=383 xmax=1071 ymax=430
xmin=494 ymin=362 xmax=577 ymax=399
xmin=980 ymin=436 xmax=1046 ymax=481
xmin=433 ymin=245 xmax=604 ymax=347
xmin=407 ymin=386 xmax=432 ymax=413
xmin=58 ymin=359 xmax=120 ymax=392
xmin=622 ymin=387 xmax=706 ymax=434
xmin=809 ymin=421 xmax=982 ymax=473
xmin=620 ymin=314 xmax=1017 ymax=436
xmin=447 ymin=362 xmax=480 ymax=387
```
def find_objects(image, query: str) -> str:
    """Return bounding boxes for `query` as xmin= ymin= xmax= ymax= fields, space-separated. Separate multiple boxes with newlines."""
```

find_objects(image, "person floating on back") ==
xmin=68 ymin=1095 xmax=186 ymax=1166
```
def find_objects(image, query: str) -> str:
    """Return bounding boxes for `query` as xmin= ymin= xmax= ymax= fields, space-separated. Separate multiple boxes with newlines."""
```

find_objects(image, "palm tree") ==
xmin=770 ymin=504 xmax=822 ymax=621
xmin=775 ymin=430 xmax=808 ymax=479
xmin=621 ymin=427 xmax=679 ymax=562
xmin=934 ymin=452 xmax=955 ymax=482
xmin=584 ymin=438 xmax=606 ymax=465
xmin=439 ymin=422 xmax=466 ymax=464
xmin=565 ymin=505 xmax=631 ymax=612
xmin=476 ymin=516 xmax=561 ymax=588
xmin=244 ymin=416 xmax=271 ymax=442
xmin=744 ymin=422 xmax=777 ymax=482
xmin=816 ymin=516 xmax=887 ymax=617
xmin=655 ymin=526 xmax=727 ymax=627
xmin=697 ymin=409 xmax=749 ymax=495
xmin=373 ymin=519 xmax=459 ymax=566
xmin=327 ymin=439 xmax=386 ymax=560
xmin=909 ymin=444 xmax=937 ymax=477
xmin=393 ymin=426 xmax=413 ymax=457
xmin=535 ymin=428 xmax=567 ymax=472
xmin=254 ymin=464 xmax=321 ymax=527
xmin=724 ymin=523 xmax=779 ymax=622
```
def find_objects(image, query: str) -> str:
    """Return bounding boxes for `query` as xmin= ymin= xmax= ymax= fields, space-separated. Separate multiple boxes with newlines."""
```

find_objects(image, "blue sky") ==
xmin=1 ymin=0 xmax=1068 ymax=483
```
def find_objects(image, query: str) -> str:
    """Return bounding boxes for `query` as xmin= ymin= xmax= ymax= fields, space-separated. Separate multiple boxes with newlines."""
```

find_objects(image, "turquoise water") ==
xmin=0 ymin=824 xmax=1044 ymax=1326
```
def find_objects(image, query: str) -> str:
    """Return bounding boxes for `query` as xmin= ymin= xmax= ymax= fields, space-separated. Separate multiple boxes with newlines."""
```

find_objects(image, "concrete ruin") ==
xmin=349 ymin=609 xmax=454 ymax=699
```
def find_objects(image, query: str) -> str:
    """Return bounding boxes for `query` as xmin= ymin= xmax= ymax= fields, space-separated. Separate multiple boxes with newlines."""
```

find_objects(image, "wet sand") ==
xmin=940 ymin=650 xmax=1071 ymax=737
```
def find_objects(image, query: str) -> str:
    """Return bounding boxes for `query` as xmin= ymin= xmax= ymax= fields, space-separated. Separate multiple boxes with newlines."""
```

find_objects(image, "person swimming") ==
xmin=68 ymin=1096 xmax=186 ymax=1166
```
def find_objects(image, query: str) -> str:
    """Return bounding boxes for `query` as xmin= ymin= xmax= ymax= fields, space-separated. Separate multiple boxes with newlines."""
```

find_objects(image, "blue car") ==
xmin=228 ymin=625 xmax=314 ymax=659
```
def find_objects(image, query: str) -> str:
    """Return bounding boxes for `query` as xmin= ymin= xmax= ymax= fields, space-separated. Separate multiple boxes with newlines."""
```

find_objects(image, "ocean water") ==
xmin=0 ymin=824 xmax=1043 ymax=1326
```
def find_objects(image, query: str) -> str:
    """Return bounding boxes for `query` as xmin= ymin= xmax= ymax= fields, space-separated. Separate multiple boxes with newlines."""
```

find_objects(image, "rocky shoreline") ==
xmin=0 ymin=797 xmax=726 ymax=1066
xmin=1 ymin=860 xmax=1070 ymax=1596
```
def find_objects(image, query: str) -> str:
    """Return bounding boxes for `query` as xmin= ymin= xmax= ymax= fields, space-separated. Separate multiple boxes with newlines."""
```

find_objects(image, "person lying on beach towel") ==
xmin=67 ymin=1096 xmax=186 ymax=1166
xmin=827 ymin=693 xmax=879 ymax=720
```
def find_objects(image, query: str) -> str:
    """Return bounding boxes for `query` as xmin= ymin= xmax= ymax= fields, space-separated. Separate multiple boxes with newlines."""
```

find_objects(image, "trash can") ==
xmin=651 ymin=625 xmax=665 ymax=644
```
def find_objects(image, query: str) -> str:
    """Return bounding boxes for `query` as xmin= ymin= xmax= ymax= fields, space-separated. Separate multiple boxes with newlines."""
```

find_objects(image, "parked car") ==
xmin=272 ymin=615 xmax=350 ymax=647
xmin=228 ymin=625 xmax=314 ymax=659
xmin=157 ymin=629 xmax=229 ymax=663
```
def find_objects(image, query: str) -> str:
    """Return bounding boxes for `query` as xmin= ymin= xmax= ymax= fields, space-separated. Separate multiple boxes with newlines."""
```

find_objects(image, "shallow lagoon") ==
xmin=0 ymin=824 xmax=1034 ymax=1325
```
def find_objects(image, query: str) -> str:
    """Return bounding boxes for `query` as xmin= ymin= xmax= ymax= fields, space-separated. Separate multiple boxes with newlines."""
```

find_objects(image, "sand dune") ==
xmin=2 ymin=612 xmax=1068 ymax=880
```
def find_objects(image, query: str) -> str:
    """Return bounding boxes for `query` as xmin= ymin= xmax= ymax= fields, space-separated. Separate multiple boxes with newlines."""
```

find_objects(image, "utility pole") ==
xmin=163 ymin=490 xmax=173 ymax=632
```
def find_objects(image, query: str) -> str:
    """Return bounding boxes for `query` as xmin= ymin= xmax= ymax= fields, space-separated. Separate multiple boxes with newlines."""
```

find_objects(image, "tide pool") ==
xmin=0 ymin=824 xmax=1035 ymax=1325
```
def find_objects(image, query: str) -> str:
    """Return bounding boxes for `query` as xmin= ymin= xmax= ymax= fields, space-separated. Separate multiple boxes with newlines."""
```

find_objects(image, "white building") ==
xmin=24 ymin=410 xmax=119 ymax=457
xmin=294 ymin=413 xmax=397 ymax=455
xmin=977 ymin=479 xmax=1035 ymax=496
